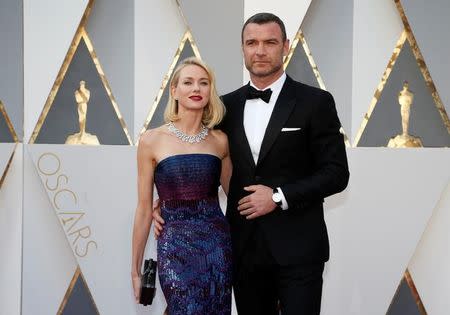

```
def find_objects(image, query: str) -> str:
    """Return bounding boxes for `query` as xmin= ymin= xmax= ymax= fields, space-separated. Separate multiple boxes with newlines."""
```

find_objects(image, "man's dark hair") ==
xmin=241 ymin=12 xmax=287 ymax=43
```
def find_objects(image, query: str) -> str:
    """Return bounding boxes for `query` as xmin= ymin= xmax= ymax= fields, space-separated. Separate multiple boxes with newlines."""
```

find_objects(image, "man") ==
xmin=155 ymin=12 xmax=349 ymax=314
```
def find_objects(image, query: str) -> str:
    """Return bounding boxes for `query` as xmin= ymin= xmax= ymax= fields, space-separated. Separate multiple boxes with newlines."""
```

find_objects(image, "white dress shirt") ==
xmin=243 ymin=72 xmax=289 ymax=210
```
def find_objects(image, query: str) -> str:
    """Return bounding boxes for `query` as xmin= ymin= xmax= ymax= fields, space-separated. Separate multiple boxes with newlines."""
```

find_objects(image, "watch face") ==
xmin=272 ymin=193 xmax=282 ymax=203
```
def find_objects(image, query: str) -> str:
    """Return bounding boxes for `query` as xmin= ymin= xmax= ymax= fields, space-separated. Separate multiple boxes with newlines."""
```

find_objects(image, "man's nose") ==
xmin=256 ymin=43 xmax=266 ymax=55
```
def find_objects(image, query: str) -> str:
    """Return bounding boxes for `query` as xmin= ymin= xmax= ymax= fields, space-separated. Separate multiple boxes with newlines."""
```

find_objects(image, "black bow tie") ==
xmin=247 ymin=86 xmax=273 ymax=103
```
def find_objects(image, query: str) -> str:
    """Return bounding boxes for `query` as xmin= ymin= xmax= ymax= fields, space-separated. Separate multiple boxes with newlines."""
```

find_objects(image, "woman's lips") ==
xmin=189 ymin=96 xmax=203 ymax=101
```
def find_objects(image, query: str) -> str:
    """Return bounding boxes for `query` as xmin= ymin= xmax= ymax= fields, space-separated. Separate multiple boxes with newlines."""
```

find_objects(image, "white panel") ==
xmin=177 ymin=0 xmax=244 ymax=95
xmin=134 ymin=0 xmax=186 ymax=139
xmin=409 ymin=182 xmax=450 ymax=315
xmin=243 ymin=0 xmax=312 ymax=84
xmin=28 ymin=145 xmax=166 ymax=315
xmin=321 ymin=148 xmax=450 ymax=315
xmin=244 ymin=0 xmax=311 ymax=49
xmin=0 ymin=143 xmax=16 ymax=175
xmin=22 ymin=145 xmax=78 ymax=315
xmin=352 ymin=0 xmax=403 ymax=143
xmin=0 ymin=144 xmax=22 ymax=315
xmin=23 ymin=0 xmax=88 ymax=142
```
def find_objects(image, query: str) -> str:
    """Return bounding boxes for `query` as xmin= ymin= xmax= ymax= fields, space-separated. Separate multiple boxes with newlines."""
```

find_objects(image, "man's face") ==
xmin=242 ymin=22 xmax=289 ymax=79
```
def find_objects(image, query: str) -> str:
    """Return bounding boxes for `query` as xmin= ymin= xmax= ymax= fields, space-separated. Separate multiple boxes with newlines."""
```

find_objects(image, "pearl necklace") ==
xmin=167 ymin=122 xmax=208 ymax=143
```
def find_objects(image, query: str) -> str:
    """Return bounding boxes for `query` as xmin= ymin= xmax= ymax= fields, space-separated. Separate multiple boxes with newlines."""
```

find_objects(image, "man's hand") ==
xmin=237 ymin=185 xmax=277 ymax=219
xmin=152 ymin=199 xmax=165 ymax=237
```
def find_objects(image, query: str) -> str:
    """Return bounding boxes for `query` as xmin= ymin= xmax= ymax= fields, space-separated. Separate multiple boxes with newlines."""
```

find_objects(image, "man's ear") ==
xmin=283 ymin=39 xmax=290 ymax=56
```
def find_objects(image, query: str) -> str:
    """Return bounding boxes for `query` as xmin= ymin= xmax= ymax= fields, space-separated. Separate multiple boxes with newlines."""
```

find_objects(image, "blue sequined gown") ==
xmin=155 ymin=153 xmax=232 ymax=315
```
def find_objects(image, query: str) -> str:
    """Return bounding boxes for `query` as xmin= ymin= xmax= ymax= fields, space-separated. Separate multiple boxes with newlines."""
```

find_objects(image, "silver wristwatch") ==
xmin=272 ymin=188 xmax=282 ymax=207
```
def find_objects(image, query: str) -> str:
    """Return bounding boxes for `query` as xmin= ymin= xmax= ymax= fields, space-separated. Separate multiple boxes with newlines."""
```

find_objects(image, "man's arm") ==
xmin=281 ymin=91 xmax=349 ymax=207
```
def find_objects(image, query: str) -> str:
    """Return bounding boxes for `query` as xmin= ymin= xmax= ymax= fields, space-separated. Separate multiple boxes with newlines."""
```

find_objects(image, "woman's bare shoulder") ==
xmin=209 ymin=129 xmax=229 ymax=158
xmin=139 ymin=126 xmax=168 ymax=147
xmin=210 ymin=129 xmax=228 ymax=142
xmin=139 ymin=126 xmax=166 ymax=145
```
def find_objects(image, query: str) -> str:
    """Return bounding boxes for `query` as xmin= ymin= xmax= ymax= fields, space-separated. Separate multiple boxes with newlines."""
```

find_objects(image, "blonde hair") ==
xmin=164 ymin=57 xmax=225 ymax=128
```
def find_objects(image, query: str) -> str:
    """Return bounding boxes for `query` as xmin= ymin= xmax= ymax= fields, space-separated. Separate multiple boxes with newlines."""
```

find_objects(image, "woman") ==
xmin=131 ymin=57 xmax=232 ymax=314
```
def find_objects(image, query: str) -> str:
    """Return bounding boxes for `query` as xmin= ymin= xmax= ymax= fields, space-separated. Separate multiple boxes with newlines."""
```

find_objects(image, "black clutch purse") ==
xmin=139 ymin=259 xmax=157 ymax=306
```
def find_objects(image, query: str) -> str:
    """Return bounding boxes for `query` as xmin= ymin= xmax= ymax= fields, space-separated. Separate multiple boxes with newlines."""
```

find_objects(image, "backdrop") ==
xmin=1 ymin=0 xmax=449 ymax=314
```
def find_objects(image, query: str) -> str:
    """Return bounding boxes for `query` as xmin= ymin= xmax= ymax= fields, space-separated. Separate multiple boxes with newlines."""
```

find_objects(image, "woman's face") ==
xmin=172 ymin=64 xmax=211 ymax=113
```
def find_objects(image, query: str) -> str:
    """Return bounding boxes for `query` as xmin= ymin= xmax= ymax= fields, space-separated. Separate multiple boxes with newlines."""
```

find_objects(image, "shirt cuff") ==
xmin=276 ymin=187 xmax=289 ymax=210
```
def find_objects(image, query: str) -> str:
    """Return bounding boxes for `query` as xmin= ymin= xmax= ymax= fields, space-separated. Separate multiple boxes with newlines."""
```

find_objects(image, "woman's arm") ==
xmin=219 ymin=132 xmax=232 ymax=196
xmin=131 ymin=131 xmax=156 ymax=302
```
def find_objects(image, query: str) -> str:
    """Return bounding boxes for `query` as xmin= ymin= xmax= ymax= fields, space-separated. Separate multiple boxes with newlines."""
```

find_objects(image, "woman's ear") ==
xmin=170 ymin=84 xmax=177 ymax=100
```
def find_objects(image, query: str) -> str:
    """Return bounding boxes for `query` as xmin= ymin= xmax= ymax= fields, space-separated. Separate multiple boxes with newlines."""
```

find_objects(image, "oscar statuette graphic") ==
xmin=65 ymin=80 xmax=100 ymax=145
xmin=387 ymin=82 xmax=423 ymax=148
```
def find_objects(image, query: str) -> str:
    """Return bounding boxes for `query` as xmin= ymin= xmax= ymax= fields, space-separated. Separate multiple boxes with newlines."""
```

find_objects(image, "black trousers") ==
xmin=234 ymin=227 xmax=324 ymax=315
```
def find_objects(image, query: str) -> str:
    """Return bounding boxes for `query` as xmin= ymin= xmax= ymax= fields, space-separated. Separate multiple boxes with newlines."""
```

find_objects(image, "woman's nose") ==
xmin=193 ymin=83 xmax=200 ymax=91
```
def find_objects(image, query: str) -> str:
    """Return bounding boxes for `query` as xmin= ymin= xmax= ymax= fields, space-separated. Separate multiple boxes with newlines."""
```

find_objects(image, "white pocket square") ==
xmin=281 ymin=127 xmax=301 ymax=132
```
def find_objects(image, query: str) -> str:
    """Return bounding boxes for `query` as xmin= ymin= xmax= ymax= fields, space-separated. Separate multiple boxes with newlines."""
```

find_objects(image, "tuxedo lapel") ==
xmin=257 ymin=76 xmax=296 ymax=166
xmin=232 ymin=84 xmax=256 ymax=169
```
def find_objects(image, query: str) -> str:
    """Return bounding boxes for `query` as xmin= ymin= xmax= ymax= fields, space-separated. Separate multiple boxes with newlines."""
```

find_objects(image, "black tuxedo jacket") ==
xmin=220 ymin=75 xmax=349 ymax=267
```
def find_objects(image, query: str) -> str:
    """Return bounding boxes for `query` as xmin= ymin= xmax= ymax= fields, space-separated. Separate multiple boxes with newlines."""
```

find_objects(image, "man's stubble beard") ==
xmin=246 ymin=61 xmax=283 ymax=79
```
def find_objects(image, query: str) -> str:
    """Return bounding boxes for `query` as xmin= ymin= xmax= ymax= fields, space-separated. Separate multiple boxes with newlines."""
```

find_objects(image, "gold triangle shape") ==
xmin=354 ymin=2 xmax=450 ymax=147
xmin=404 ymin=269 xmax=427 ymax=315
xmin=394 ymin=0 xmax=450 ymax=135
xmin=386 ymin=269 xmax=427 ymax=315
xmin=0 ymin=100 xmax=18 ymax=189
xmin=0 ymin=143 xmax=17 ymax=190
xmin=284 ymin=28 xmax=351 ymax=147
xmin=0 ymin=100 xmax=19 ymax=142
xmin=284 ymin=28 xmax=326 ymax=89
xmin=57 ymin=266 xmax=100 ymax=315
xmin=137 ymin=30 xmax=202 ymax=140
xmin=353 ymin=30 xmax=407 ymax=147
xmin=29 ymin=0 xmax=132 ymax=145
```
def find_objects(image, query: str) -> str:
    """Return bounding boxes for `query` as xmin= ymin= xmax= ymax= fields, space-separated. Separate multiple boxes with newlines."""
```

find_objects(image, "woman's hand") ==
xmin=132 ymin=274 xmax=141 ymax=303
xmin=153 ymin=199 xmax=165 ymax=238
